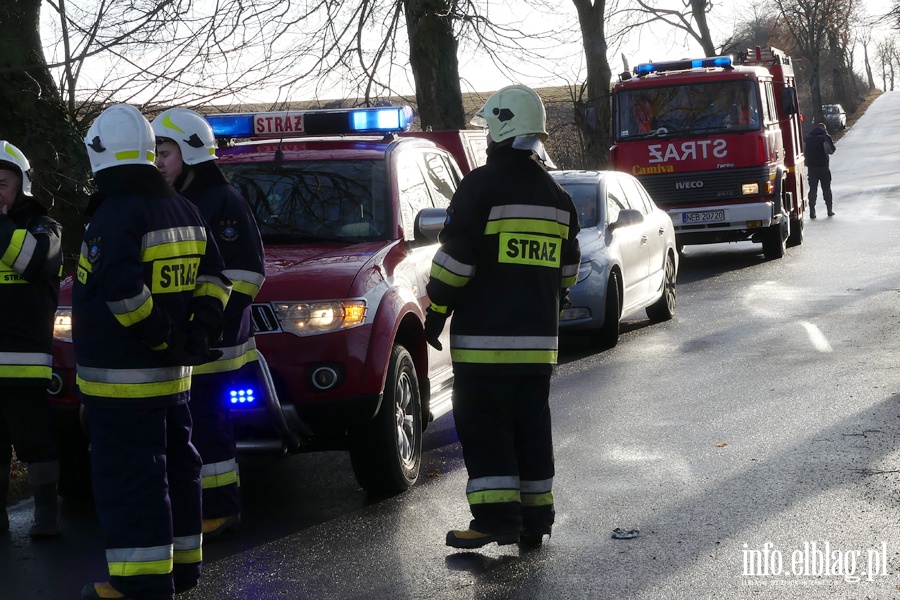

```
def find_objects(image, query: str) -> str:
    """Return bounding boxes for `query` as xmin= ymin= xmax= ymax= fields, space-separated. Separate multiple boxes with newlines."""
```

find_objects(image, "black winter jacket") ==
xmin=426 ymin=145 xmax=581 ymax=376
xmin=804 ymin=127 xmax=835 ymax=168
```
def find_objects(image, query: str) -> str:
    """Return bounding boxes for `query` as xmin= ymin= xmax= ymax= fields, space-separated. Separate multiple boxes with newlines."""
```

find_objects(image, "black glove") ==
xmin=424 ymin=309 xmax=447 ymax=351
xmin=162 ymin=325 xmax=222 ymax=366
xmin=184 ymin=321 xmax=224 ymax=364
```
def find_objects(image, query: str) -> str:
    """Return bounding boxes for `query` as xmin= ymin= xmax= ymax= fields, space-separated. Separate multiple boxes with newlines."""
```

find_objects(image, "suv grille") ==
xmin=251 ymin=303 xmax=281 ymax=334
xmin=637 ymin=166 xmax=769 ymax=208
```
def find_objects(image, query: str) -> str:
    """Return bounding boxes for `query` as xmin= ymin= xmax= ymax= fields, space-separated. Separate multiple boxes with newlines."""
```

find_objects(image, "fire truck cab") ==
xmin=610 ymin=47 xmax=806 ymax=259
xmin=50 ymin=106 xmax=486 ymax=496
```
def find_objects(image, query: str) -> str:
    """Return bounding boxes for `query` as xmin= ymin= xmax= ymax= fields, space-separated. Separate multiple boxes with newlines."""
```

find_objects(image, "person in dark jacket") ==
xmin=151 ymin=108 xmax=266 ymax=539
xmin=424 ymin=85 xmax=581 ymax=550
xmin=0 ymin=141 xmax=63 ymax=538
xmin=804 ymin=122 xmax=836 ymax=218
xmin=76 ymin=104 xmax=231 ymax=600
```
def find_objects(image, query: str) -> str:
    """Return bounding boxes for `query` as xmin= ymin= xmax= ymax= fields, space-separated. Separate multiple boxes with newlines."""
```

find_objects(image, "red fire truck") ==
xmin=610 ymin=47 xmax=806 ymax=259
xmin=50 ymin=106 xmax=486 ymax=496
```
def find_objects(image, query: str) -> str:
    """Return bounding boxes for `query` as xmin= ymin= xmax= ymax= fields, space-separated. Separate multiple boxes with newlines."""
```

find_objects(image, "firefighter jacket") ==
xmin=180 ymin=162 xmax=265 ymax=378
xmin=425 ymin=145 xmax=581 ymax=376
xmin=73 ymin=165 xmax=231 ymax=408
xmin=0 ymin=195 xmax=62 ymax=386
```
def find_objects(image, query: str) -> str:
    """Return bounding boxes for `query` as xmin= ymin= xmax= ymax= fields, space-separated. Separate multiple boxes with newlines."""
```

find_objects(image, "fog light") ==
xmin=311 ymin=366 xmax=338 ymax=391
xmin=560 ymin=307 xmax=591 ymax=321
xmin=747 ymin=220 xmax=763 ymax=228
xmin=47 ymin=372 xmax=64 ymax=396
xmin=228 ymin=387 xmax=257 ymax=405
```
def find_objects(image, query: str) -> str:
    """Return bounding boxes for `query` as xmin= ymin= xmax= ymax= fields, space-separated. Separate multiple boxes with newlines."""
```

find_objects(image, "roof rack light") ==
xmin=634 ymin=55 xmax=733 ymax=76
xmin=205 ymin=106 xmax=415 ymax=139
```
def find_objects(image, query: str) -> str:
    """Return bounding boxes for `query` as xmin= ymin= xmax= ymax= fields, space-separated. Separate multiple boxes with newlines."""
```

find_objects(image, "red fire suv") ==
xmin=50 ymin=106 xmax=487 ymax=496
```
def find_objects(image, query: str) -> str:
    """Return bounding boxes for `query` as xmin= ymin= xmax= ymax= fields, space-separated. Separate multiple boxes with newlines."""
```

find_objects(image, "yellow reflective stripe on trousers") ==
xmin=467 ymin=489 xmax=521 ymax=505
xmin=451 ymin=349 xmax=558 ymax=363
xmin=201 ymin=458 xmax=239 ymax=489
xmin=173 ymin=534 xmax=202 ymax=564
xmin=107 ymin=544 xmax=173 ymax=576
xmin=76 ymin=365 xmax=191 ymax=399
xmin=450 ymin=335 xmax=558 ymax=364
xmin=192 ymin=340 xmax=258 ymax=375
xmin=0 ymin=352 xmax=52 ymax=379
xmin=521 ymin=491 xmax=554 ymax=506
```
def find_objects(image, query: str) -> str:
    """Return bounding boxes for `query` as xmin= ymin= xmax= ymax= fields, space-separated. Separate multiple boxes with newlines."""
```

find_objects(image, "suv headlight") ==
xmin=54 ymin=307 xmax=73 ymax=342
xmin=274 ymin=300 xmax=367 ymax=337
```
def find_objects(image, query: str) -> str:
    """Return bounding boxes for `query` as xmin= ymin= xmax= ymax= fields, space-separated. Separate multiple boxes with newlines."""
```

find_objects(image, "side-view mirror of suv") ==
xmin=608 ymin=208 xmax=644 ymax=231
xmin=414 ymin=207 xmax=448 ymax=244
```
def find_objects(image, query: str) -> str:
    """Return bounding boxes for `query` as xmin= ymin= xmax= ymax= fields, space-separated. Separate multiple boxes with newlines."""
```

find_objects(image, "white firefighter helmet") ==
xmin=472 ymin=84 xmax=549 ymax=144
xmin=150 ymin=108 xmax=217 ymax=165
xmin=0 ymin=141 xmax=33 ymax=196
xmin=85 ymin=104 xmax=156 ymax=173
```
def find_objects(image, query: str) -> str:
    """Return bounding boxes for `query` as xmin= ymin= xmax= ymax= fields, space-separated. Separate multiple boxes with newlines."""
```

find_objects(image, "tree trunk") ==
xmin=691 ymin=0 xmax=716 ymax=56
xmin=403 ymin=0 xmax=465 ymax=130
xmin=573 ymin=0 xmax=611 ymax=169
xmin=0 ymin=0 xmax=88 ymax=260
xmin=863 ymin=43 xmax=876 ymax=91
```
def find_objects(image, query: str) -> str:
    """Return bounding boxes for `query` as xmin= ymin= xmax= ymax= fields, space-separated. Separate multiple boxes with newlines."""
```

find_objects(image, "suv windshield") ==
xmin=222 ymin=159 xmax=390 ymax=244
xmin=616 ymin=80 xmax=760 ymax=139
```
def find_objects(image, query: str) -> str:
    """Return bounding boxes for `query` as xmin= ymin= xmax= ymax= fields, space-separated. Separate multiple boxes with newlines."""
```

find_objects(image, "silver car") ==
xmin=822 ymin=104 xmax=846 ymax=130
xmin=551 ymin=170 xmax=678 ymax=347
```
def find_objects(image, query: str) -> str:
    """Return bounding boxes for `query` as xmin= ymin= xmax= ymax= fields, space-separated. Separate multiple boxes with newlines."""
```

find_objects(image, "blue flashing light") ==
xmin=349 ymin=106 xmax=414 ymax=133
xmin=206 ymin=114 xmax=255 ymax=139
xmin=228 ymin=387 xmax=257 ymax=405
xmin=635 ymin=55 xmax=733 ymax=76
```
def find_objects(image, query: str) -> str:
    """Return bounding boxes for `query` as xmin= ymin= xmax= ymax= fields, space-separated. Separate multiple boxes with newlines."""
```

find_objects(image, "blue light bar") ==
xmin=206 ymin=114 xmax=255 ymax=139
xmin=228 ymin=387 xmax=257 ymax=405
xmin=635 ymin=55 xmax=733 ymax=76
xmin=205 ymin=105 xmax=415 ymax=139
xmin=349 ymin=106 xmax=414 ymax=133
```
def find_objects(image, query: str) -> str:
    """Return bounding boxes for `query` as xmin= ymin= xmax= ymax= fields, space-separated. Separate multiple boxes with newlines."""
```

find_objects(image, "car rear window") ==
xmin=223 ymin=159 xmax=390 ymax=244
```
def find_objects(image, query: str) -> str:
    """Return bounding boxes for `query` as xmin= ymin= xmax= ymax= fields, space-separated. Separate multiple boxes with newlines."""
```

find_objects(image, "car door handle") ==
xmin=658 ymin=227 xmax=665 ymax=236
xmin=640 ymin=235 xmax=648 ymax=245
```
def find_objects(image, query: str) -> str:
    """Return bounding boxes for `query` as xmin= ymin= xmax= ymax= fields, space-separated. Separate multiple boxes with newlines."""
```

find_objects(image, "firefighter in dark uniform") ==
xmin=151 ymin=108 xmax=266 ymax=539
xmin=0 ymin=141 xmax=63 ymax=538
xmin=76 ymin=104 xmax=231 ymax=600
xmin=424 ymin=85 xmax=581 ymax=549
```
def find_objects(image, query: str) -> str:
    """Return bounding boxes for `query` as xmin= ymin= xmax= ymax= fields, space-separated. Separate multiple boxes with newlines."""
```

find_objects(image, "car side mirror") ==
xmin=608 ymin=208 xmax=644 ymax=231
xmin=414 ymin=207 xmax=447 ymax=244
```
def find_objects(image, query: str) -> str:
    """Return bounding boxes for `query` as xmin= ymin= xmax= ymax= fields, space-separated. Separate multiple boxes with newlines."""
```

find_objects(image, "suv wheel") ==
xmin=349 ymin=345 xmax=422 ymax=493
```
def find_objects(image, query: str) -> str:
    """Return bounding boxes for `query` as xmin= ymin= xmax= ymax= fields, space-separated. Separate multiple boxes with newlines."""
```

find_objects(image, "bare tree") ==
xmin=620 ymin=0 xmax=727 ymax=57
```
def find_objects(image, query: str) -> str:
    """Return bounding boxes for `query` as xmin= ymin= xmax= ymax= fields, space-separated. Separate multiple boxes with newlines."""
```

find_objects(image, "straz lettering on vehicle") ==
xmin=500 ymin=233 xmax=561 ymax=268
xmin=648 ymin=139 xmax=727 ymax=163
xmin=255 ymin=114 xmax=305 ymax=135
xmin=153 ymin=258 xmax=200 ymax=293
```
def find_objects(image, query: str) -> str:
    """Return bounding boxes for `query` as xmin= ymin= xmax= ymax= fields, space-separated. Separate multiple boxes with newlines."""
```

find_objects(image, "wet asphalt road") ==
xmin=6 ymin=92 xmax=900 ymax=599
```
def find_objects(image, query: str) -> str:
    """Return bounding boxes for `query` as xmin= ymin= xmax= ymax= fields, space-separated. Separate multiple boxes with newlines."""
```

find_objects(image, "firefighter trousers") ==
xmin=87 ymin=403 xmax=202 ymax=600
xmin=452 ymin=372 xmax=555 ymax=536
xmin=189 ymin=373 xmax=241 ymax=520
xmin=0 ymin=384 xmax=57 ymax=465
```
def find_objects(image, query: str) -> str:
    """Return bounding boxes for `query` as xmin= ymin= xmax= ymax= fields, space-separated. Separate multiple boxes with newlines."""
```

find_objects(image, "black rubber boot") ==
xmin=27 ymin=461 xmax=59 ymax=538
xmin=446 ymin=528 xmax=519 ymax=549
xmin=0 ymin=464 xmax=9 ymax=532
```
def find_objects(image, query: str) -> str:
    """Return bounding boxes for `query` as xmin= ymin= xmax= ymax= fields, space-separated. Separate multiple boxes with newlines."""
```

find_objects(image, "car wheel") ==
xmin=592 ymin=271 xmax=620 ymax=349
xmin=762 ymin=221 xmax=786 ymax=260
xmin=349 ymin=344 xmax=422 ymax=493
xmin=787 ymin=213 xmax=804 ymax=247
xmin=646 ymin=252 xmax=676 ymax=322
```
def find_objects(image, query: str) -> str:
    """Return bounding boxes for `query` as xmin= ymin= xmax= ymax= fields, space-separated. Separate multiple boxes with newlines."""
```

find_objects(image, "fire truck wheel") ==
xmin=349 ymin=344 xmax=422 ymax=493
xmin=646 ymin=252 xmax=677 ymax=323
xmin=762 ymin=222 xmax=787 ymax=260
xmin=592 ymin=271 xmax=621 ymax=349
xmin=787 ymin=214 xmax=804 ymax=247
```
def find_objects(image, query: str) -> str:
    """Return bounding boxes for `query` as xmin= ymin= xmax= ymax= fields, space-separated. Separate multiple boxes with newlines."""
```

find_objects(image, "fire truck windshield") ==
xmin=617 ymin=80 xmax=761 ymax=140
xmin=222 ymin=159 xmax=390 ymax=244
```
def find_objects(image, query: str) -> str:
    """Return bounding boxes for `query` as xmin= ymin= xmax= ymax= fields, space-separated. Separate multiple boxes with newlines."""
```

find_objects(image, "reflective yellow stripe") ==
xmin=161 ymin=113 xmax=185 ymax=134
xmin=192 ymin=346 xmax=258 ymax=375
xmin=451 ymin=349 xmax=557 ymax=364
xmin=78 ymin=251 xmax=93 ymax=273
xmin=111 ymin=295 xmax=154 ymax=327
xmin=193 ymin=280 xmax=230 ymax=308
xmin=231 ymin=279 xmax=261 ymax=298
xmin=173 ymin=547 xmax=202 ymax=564
xmin=202 ymin=470 xmax=238 ymax=489
xmin=521 ymin=491 xmax=554 ymax=506
xmin=222 ymin=269 xmax=265 ymax=300
xmin=0 ymin=365 xmax=52 ymax=379
xmin=108 ymin=558 xmax=172 ymax=577
xmin=430 ymin=263 xmax=472 ymax=287
xmin=562 ymin=274 xmax=577 ymax=288
xmin=142 ymin=240 xmax=207 ymax=262
xmin=429 ymin=302 xmax=448 ymax=315
xmin=485 ymin=218 xmax=569 ymax=238
xmin=467 ymin=489 xmax=521 ymax=505
xmin=76 ymin=374 xmax=191 ymax=398
xmin=1 ymin=229 xmax=26 ymax=267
